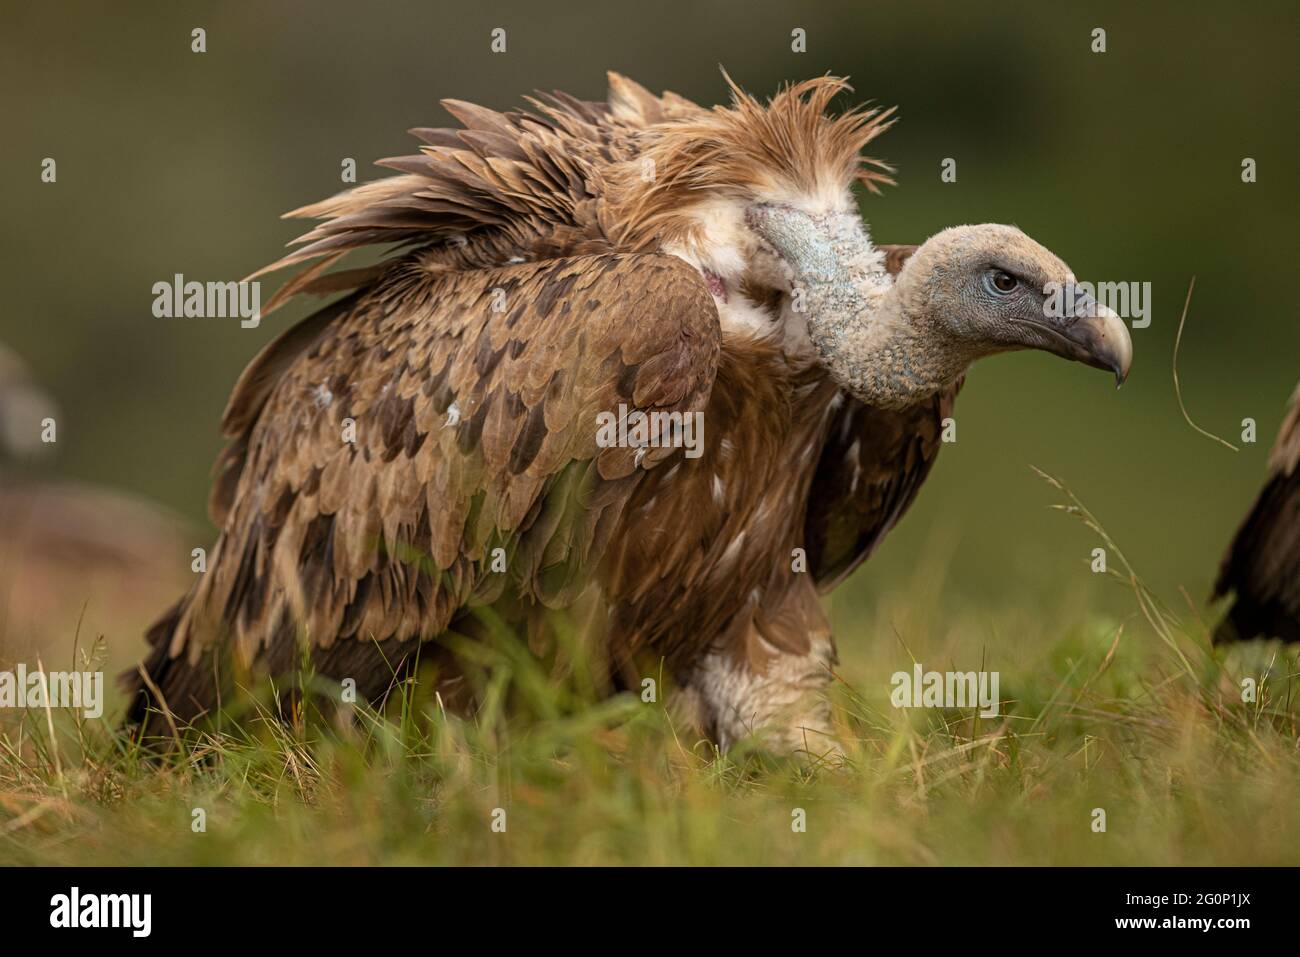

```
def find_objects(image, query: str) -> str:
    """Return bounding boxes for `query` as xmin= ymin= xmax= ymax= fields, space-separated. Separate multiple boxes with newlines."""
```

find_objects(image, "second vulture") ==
xmin=1214 ymin=383 xmax=1300 ymax=644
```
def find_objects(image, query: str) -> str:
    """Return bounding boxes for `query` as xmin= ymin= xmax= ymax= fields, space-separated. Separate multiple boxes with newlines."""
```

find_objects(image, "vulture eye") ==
xmin=989 ymin=270 xmax=1019 ymax=294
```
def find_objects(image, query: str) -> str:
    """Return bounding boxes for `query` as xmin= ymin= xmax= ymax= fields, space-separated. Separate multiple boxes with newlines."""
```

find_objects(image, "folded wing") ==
xmin=126 ymin=252 xmax=720 ymax=728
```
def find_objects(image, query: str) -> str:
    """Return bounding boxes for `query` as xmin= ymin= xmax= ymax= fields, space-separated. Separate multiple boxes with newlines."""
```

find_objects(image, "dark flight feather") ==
xmin=1213 ymin=383 xmax=1300 ymax=643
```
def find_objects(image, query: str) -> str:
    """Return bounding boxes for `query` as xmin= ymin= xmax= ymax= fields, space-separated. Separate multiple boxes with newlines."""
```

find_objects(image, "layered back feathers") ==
xmin=252 ymin=72 xmax=895 ymax=314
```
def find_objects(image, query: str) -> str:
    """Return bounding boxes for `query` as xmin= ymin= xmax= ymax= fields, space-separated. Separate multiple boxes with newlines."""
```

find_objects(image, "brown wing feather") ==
xmin=126 ymin=252 xmax=720 ymax=729
xmin=247 ymin=75 xmax=702 ymax=314
xmin=876 ymin=243 xmax=919 ymax=276
xmin=1213 ymin=383 xmax=1300 ymax=643
xmin=805 ymin=385 xmax=959 ymax=592
xmin=803 ymin=241 xmax=955 ymax=591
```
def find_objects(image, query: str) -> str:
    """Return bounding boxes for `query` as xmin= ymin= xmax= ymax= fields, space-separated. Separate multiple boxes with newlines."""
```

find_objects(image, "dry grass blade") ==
xmin=1030 ymin=465 xmax=1200 ymax=680
xmin=1172 ymin=276 xmax=1239 ymax=452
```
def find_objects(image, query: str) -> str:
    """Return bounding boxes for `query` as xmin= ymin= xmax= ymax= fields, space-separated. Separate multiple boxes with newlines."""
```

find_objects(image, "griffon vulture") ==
xmin=124 ymin=73 xmax=1132 ymax=754
xmin=1213 ymin=383 xmax=1300 ymax=643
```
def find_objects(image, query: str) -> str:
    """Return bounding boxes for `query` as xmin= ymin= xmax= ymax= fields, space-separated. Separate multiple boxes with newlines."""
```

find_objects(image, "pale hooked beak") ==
xmin=1017 ymin=284 xmax=1134 ymax=387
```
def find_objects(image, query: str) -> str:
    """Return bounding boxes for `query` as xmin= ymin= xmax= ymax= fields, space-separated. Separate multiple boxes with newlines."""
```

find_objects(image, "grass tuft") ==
xmin=1 ymin=473 xmax=1298 ymax=865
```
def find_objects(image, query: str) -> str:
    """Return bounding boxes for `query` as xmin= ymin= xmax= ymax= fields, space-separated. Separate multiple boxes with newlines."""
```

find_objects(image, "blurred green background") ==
xmin=1 ymin=0 xmax=1297 ymax=657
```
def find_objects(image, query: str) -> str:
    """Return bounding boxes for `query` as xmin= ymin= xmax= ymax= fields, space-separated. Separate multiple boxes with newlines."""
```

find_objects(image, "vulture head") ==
xmin=744 ymin=205 xmax=1133 ymax=408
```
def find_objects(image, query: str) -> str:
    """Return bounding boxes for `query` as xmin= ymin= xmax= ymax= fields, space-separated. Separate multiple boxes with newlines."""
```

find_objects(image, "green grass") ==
xmin=2 ymin=476 xmax=1299 ymax=866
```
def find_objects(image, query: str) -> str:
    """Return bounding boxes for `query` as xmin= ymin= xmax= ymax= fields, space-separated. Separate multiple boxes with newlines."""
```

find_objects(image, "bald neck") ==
xmin=748 ymin=205 xmax=970 ymax=408
xmin=809 ymin=288 xmax=968 ymax=408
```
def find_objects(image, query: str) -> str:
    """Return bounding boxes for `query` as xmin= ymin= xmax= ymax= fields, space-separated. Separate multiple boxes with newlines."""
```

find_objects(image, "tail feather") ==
xmin=120 ymin=598 xmax=224 ymax=740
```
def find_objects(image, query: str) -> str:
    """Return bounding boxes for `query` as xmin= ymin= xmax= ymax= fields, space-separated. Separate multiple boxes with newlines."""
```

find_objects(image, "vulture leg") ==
xmin=688 ymin=578 xmax=841 ymax=760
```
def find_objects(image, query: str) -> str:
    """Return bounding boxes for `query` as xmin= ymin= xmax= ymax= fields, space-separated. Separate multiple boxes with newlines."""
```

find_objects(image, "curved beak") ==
xmin=1019 ymin=284 xmax=1133 ymax=387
